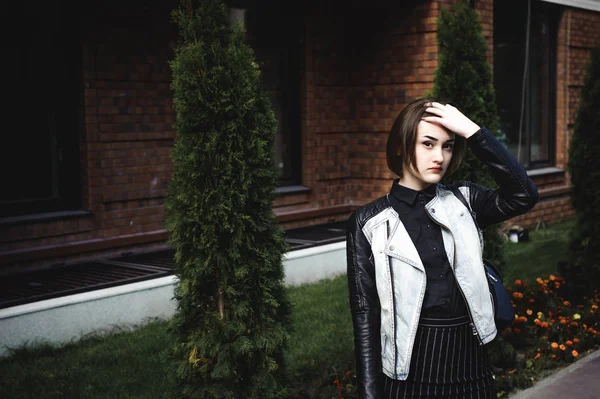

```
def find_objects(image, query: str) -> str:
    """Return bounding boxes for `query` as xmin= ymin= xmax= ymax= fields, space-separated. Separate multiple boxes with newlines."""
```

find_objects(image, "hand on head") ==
xmin=421 ymin=102 xmax=480 ymax=139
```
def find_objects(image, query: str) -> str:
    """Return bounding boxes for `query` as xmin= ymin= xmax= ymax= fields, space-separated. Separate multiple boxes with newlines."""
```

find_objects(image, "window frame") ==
xmin=493 ymin=0 xmax=561 ymax=170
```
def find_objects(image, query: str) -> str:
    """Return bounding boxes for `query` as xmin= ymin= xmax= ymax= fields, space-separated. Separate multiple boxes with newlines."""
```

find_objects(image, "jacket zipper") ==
xmin=386 ymin=220 xmax=400 ymax=372
xmin=386 ymin=219 xmax=427 ymax=377
xmin=427 ymin=211 xmax=484 ymax=345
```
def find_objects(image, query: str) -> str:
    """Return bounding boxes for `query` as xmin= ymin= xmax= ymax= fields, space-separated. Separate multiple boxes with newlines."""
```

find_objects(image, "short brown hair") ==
xmin=386 ymin=97 xmax=466 ymax=178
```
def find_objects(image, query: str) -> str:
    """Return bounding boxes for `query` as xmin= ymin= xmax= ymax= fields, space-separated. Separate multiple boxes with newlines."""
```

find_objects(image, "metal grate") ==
xmin=115 ymin=250 xmax=176 ymax=270
xmin=284 ymin=221 xmax=346 ymax=250
xmin=0 ymin=260 xmax=172 ymax=310
xmin=0 ymin=222 xmax=347 ymax=309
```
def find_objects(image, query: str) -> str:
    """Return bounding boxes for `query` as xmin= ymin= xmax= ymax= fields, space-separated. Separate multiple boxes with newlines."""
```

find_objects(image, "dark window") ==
xmin=244 ymin=1 xmax=304 ymax=186
xmin=494 ymin=0 xmax=560 ymax=168
xmin=3 ymin=1 xmax=82 ymax=218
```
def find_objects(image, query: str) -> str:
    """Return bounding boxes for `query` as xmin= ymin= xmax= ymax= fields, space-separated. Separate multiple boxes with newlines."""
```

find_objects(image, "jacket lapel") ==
xmin=383 ymin=210 xmax=425 ymax=271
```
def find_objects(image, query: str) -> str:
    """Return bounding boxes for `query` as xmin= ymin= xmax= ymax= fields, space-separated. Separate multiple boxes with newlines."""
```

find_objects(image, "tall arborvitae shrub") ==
xmin=560 ymin=46 xmax=600 ymax=300
xmin=431 ymin=0 xmax=505 ymax=269
xmin=165 ymin=0 xmax=291 ymax=397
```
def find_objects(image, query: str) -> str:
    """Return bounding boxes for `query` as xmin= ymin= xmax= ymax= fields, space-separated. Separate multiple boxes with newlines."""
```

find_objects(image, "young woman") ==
xmin=346 ymin=98 xmax=539 ymax=398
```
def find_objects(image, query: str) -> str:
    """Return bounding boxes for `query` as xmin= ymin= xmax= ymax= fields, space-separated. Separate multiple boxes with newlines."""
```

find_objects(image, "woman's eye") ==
xmin=423 ymin=142 xmax=433 ymax=148
xmin=443 ymin=144 xmax=454 ymax=150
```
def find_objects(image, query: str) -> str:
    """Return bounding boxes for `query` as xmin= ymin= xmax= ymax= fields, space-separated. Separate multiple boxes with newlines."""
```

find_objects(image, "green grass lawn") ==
xmin=0 ymin=217 xmax=576 ymax=398
xmin=502 ymin=217 xmax=575 ymax=285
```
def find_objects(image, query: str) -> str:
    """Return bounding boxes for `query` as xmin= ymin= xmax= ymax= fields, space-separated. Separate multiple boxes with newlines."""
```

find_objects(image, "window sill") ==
xmin=526 ymin=167 xmax=565 ymax=178
xmin=275 ymin=185 xmax=311 ymax=196
xmin=0 ymin=210 xmax=94 ymax=227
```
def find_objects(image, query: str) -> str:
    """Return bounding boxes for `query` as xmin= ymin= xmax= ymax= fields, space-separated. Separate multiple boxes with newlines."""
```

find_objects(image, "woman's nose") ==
xmin=433 ymin=148 xmax=444 ymax=162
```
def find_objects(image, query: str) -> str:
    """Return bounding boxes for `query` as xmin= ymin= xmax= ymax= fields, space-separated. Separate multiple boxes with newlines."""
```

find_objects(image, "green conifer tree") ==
xmin=165 ymin=1 xmax=291 ymax=397
xmin=431 ymin=0 xmax=505 ymax=268
xmin=560 ymin=46 xmax=600 ymax=299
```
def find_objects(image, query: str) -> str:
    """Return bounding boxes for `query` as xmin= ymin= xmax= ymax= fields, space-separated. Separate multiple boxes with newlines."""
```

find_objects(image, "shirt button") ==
xmin=433 ymin=247 xmax=437 ymax=250
xmin=427 ymin=224 xmax=430 ymax=228
xmin=438 ymin=273 xmax=444 ymax=279
xmin=389 ymin=245 xmax=395 ymax=251
xmin=431 ymin=209 xmax=435 ymax=213
xmin=420 ymin=201 xmax=424 ymax=205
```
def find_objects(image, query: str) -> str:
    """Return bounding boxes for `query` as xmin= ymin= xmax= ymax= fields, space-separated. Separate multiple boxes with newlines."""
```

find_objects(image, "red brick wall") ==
xmin=0 ymin=1 xmax=177 ymax=272
xmin=2 ymin=0 xmax=599 ymax=272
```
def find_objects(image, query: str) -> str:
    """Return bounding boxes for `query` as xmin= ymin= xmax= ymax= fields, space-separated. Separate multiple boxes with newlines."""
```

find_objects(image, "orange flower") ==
xmin=534 ymin=319 xmax=542 ymax=326
xmin=574 ymin=338 xmax=580 ymax=343
xmin=526 ymin=309 xmax=533 ymax=315
xmin=542 ymin=322 xmax=549 ymax=328
xmin=555 ymin=282 xmax=561 ymax=288
xmin=563 ymin=301 xmax=571 ymax=307
xmin=572 ymin=350 xmax=579 ymax=357
xmin=513 ymin=328 xmax=521 ymax=334
xmin=560 ymin=344 xmax=566 ymax=351
xmin=534 ymin=353 xmax=541 ymax=360
xmin=513 ymin=292 xmax=524 ymax=299
xmin=560 ymin=319 xmax=567 ymax=325
xmin=529 ymin=298 xmax=535 ymax=304
xmin=571 ymin=322 xmax=578 ymax=327
xmin=515 ymin=279 xmax=523 ymax=285
xmin=566 ymin=340 xmax=573 ymax=346
xmin=549 ymin=274 xmax=556 ymax=281
xmin=552 ymin=354 xmax=557 ymax=359
xmin=515 ymin=316 xmax=528 ymax=323
xmin=551 ymin=342 xmax=559 ymax=349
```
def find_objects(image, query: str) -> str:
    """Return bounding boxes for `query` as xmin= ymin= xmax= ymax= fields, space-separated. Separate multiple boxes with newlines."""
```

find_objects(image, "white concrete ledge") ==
xmin=0 ymin=242 xmax=347 ymax=357
xmin=283 ymin=241 xmax=346 ymax=285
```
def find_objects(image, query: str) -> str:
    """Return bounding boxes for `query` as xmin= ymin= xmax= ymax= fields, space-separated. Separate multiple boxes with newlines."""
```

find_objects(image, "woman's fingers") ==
xmin=421 ymin=102 xmax=480 ymax=138
xmin=425 ymin=106 xmax=444 ymax=116
xmin=426 ymin=101 xmax=445 ymax=108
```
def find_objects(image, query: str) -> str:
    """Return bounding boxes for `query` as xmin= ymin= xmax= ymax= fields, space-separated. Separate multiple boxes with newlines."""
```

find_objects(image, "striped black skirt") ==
xmin=383 ymin=315 xmax=495 ymax=399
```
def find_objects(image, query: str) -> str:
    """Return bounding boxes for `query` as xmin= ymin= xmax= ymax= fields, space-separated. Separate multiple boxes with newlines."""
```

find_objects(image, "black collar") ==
xmin=389 ymin=179 xmax=436 ymax=206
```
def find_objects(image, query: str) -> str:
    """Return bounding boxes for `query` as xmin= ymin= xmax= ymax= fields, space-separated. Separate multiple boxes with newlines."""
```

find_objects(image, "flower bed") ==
xmin=329 ymin=274 xmax=600 ymax=399
xmin=492 ymin=275 xmax=600 ymax=396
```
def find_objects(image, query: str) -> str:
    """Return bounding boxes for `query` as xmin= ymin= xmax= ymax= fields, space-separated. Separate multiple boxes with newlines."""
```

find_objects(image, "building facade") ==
xmin=2 ymin=0 xmax=599 ymax=273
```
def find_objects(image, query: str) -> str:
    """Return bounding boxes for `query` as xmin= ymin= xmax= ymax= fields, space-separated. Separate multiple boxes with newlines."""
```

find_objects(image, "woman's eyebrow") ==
xmin=423 ymin=135 xmax=455 ymax=143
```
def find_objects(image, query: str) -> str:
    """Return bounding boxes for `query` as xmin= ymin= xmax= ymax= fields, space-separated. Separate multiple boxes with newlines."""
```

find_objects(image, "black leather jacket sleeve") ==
xmin=346 ymin=212 xmax=383 ymax=399
xmin=465 ymin=127 xmax=539 ymax=229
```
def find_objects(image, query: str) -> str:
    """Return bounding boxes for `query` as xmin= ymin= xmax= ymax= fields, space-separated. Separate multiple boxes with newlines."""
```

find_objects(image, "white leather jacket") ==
xmin=363 ymin=185 xmax=493 ymax=380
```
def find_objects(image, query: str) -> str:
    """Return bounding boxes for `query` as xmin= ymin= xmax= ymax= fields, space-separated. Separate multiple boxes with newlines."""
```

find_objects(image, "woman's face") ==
xmin=400 ymin=120 xmax=455 ymax=191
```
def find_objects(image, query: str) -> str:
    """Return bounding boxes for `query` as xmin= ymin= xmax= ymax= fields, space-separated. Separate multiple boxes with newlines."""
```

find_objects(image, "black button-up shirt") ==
xmin=388 ymin=180 xmax=468 ymax=318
